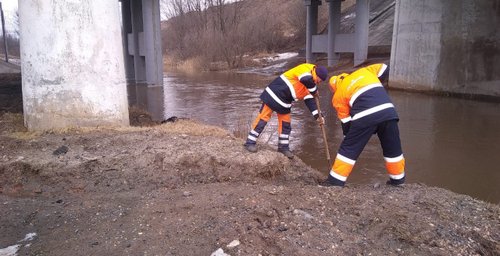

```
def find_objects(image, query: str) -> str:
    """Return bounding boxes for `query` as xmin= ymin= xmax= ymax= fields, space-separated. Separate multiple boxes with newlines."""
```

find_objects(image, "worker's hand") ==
xmin=316 ymin=115 xmax=325 ymax=126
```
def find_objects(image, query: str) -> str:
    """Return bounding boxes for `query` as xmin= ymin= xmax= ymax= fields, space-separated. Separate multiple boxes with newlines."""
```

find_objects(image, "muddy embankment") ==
xmin=0 ymin=111 xmax=499 ymax=256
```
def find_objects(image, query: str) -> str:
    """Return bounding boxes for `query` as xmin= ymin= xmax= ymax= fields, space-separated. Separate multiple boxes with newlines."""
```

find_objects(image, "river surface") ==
xmin=129 ymin=71 xmax=500 ymax=204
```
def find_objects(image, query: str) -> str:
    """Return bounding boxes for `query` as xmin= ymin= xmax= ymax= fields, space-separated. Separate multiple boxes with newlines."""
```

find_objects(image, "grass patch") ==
xmin=1 ymin=108 xmax=232 ymax=139
xmin=0 ymin=112 xmax=27 ymax=133
xmin=156 ymin=119 xmax=231 ymax=137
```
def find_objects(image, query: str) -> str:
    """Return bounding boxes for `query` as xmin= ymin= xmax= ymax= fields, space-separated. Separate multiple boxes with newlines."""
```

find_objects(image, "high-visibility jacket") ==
xmin=260 ymin=63 xmax=320 ymax=117
xmin=330 ymin=63 xmax=398 ymax=135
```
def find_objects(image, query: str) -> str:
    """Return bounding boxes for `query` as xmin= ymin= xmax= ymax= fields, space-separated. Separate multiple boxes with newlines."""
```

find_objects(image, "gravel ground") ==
xmin=1 ymin=113 xmax=498 ymax=256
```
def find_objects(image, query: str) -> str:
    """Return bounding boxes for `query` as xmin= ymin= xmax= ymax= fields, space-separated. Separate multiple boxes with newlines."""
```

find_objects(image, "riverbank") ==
xmin=0 ymin=112 xmax=499 ymax=255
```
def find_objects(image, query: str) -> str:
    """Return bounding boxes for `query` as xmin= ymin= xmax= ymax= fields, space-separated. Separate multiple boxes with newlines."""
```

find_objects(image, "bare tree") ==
xmin=12 ymin=10 xmax=19 ymax=38
xmin=0 ymin=8 xmax=20 ymax=57
xmin=161 ymin=0 xmax=298 ymax=70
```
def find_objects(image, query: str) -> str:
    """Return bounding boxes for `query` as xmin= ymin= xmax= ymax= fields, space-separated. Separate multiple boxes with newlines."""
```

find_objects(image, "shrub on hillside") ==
xmin=161 ymin=0 xmax=306 ymax=70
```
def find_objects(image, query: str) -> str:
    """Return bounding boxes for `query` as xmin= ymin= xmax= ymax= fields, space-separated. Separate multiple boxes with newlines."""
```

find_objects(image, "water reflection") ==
xmin=396 ymin=92 xmax=500 ymax=204
xmin=128 ymin=71 xmax=500 ymax=204
xmin=128 ymin=82 xmax=165 ymax=121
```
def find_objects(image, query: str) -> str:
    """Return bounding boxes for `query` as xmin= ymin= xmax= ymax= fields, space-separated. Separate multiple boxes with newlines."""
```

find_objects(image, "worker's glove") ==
xmin=316 ymin=115 xmax=325 ymax=126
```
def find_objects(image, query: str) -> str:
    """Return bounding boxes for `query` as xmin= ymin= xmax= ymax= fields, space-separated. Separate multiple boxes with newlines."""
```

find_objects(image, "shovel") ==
xmin=314 ymin=90 xmax=331 ymax=165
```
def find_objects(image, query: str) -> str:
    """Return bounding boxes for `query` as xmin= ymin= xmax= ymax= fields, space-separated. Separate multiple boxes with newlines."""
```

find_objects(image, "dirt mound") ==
xmin=0 ymin=118 xmax=321 ymax=197
xmin=0 ymin=116 xmax=499 ymax=255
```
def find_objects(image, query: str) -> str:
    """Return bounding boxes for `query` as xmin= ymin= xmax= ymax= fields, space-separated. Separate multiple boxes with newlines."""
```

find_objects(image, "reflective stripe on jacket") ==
xmin=260 ymin=63 xmax=319 ymax=115
xmin=331 ymin=64 xmax=397 ymax=130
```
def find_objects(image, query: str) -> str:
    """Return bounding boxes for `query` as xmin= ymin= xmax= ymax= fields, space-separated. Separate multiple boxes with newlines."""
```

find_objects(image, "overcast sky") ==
xmin=1 ymin=0 xmax=18 ymax=35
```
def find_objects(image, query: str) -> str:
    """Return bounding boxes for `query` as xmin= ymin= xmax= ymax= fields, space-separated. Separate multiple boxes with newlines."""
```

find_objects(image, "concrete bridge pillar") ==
xmin=306 ymin=0 xmax=369 ymax=67
xmin=19 ymin=1 xmax=129 ymax=130
xmin=326 ymin=0 xmax=341 ymax=66
xmin=121 ymin=0 xmax=163 ymax=86
xmin=354 ymin=0 xmax=369 ymax=66
xmin=390 ymin=0 xmax=500 ymax=97
xmin=305 ymin=0 xmax=321 ymax=63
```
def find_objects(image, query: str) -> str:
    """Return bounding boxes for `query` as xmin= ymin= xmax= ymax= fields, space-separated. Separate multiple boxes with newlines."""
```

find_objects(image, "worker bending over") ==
xmin=324 ymin=63 xmax=405 ymax=186
xmin=244 ymin=63 xmax=328 ymax=159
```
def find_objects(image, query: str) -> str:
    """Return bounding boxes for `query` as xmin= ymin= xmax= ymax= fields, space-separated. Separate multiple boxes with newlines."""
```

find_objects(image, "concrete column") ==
xmin=390 ymin=0 xmax=500 ymax=97
xmin=124 ymin=0 xmax=163 ymax=86
xmin=121 ymin=0 xmax=135 ymax=82
xmin=326 ymin=0 xmax=341 ymax=66
xmin=305 ymin=0 xmax=320 ymax=63
xmin=130 ymin=0 xmax=146 ymax=83
xmin=142 ymin=0 xmax=163 ymax=86
xmin=19 ymin=1 xmax=129 ymax=130
xmin=354 ymin=0 xmax=369 ymax=66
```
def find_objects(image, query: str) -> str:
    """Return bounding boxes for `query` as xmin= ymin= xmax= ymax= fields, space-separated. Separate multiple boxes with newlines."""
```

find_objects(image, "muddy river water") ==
xmin=129 ymin=71 xmax=500 ymax=204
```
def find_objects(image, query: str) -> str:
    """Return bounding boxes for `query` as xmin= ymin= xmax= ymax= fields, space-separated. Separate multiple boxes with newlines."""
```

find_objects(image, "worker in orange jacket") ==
xmin=244 ymin=63 xmax=328 ymax=159
xmin=324 ymin=63 xmax=405 ymax=186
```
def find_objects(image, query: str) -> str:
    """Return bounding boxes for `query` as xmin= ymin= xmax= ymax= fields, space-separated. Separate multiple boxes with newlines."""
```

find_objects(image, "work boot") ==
xmin=277 ymin=148 xmax=294 ymax=159
xmin=244 ymin=143 xmax=257 ymax=153
xmin=319 ymin=174 xmax=345 ymax=187
xmin=386 ymin=176 xmax=405 ymax=186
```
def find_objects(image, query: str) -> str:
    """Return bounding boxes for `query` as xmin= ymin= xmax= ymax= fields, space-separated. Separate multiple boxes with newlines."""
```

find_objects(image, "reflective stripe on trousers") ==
xmin=330 ymin=119 xmax=405 ymax=182
xmin=246 ymin=103 xmax=291 ymax=149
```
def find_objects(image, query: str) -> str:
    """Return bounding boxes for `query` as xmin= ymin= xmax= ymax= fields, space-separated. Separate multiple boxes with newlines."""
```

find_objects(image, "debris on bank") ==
xmin=0 ymin=233 xmax=37 ymax=256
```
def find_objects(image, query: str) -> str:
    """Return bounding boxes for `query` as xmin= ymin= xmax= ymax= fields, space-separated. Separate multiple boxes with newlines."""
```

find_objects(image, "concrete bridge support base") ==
xmin=19 ymin=1 xmax=129 ymax=130
xmin=390 ymin=0 xmax=500 ymax=97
